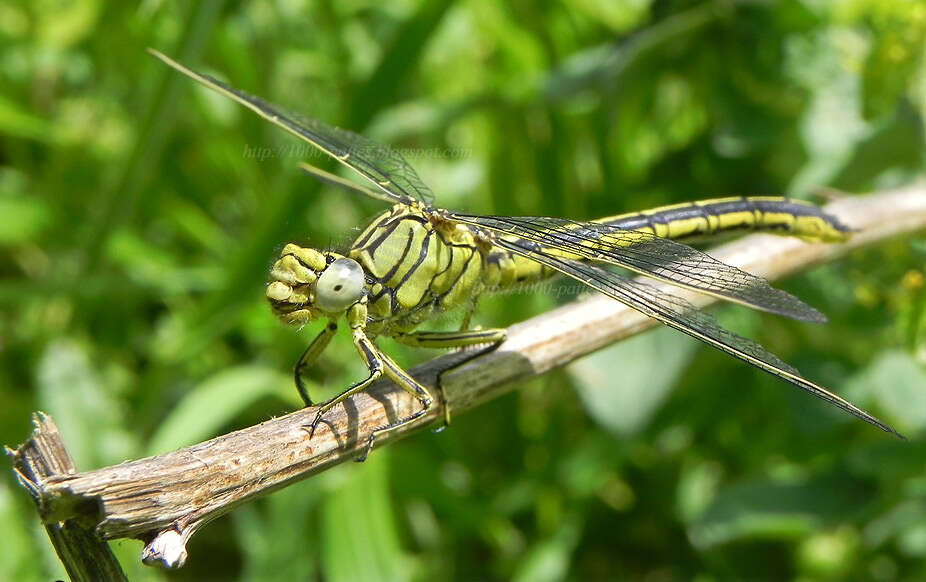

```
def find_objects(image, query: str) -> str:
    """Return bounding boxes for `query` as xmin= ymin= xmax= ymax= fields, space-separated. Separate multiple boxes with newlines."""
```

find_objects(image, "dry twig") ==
xmin=7 ymin=414 xmax=128 ymax=582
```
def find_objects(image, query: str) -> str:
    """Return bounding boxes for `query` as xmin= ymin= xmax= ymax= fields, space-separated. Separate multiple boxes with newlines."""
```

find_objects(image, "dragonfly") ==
xmin=150 ymin=50 xmax=901 ymax=457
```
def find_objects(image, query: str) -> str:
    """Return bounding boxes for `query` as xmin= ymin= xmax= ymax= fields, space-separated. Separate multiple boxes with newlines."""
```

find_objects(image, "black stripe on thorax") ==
xmin=355 ymin=208 xmax=429 ymax=249
xmin=378 ymin=224 xmax=419 ymax=284
xmin=435 ymin=250 xmax=480 ymax=308
xmin=393 ymin=228 xmax=435 ymax=292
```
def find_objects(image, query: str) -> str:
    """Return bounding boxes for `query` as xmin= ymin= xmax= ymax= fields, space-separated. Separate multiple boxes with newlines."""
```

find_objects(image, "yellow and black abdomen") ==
xmin=484 ymin=196 xmax=852 ymax=292
xmin=597 ymin=196 xmax=852 ymax=243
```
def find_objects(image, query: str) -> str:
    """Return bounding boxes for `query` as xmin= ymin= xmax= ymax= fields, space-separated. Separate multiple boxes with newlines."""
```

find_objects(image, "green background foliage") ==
xmin=2 ymin=0 xmax=925 ymax=580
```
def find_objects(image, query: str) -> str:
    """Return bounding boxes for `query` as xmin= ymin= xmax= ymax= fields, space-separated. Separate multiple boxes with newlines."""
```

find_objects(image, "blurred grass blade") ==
xmin=349 ymin=0 xmax=457 ymax=128
xmin=236 ymin=485 xmax=321 ymax=582
xmin=543 ymin=2 xmax=718 ymax=102
xmin=81 ymin=0 xmax=224 ymax=272
xmin=0 ymin=94 xmax=52 ymax=142
xmin=146 ymin=365 xmax=289 ymax=455
xmin=36 ymin=339 xmax=137 ymax=468
xmin=0 ymin=481 xmax=62 ymax=582
xmin=322 ymin=455 xmax=410 ymax=582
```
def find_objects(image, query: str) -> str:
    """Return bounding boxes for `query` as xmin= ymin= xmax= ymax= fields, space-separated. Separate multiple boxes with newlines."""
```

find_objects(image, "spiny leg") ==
xmin=392 ymin=328 xmax=507 ymax=349
xmin=356 ymin=350 xmax=434 ymax=462
xmin=308 ymin=305 xmax=384 ymax=437
xmin=459 ymin=294 xmax=479 ymax=333
xmin=392 ymin=328 xmax=507 ymax=429
xmin=294 ymin=321 xmax=338 ymax=406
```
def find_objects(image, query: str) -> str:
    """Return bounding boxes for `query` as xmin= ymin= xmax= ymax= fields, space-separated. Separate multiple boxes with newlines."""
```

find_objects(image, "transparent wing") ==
xmin=492 ymin=237 xmax=901 ymax=438
xmin=149 ymin=49 xmax=434 ymax=207
xmin=454 ymin=214 xmax=826 ymax=322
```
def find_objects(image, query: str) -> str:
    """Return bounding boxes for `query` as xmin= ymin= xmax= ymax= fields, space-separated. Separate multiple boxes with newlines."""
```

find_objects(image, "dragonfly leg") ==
xmin=392 ymin=328 xmax=507 ymax=429
xmin=294 ymin=321 xmax=338 ymax=406
xmin=392 ymin=328 xmax=507 ymax=349
xmin=459 ymin=295 xmax=480 ymax=332
xmin=355 ymin=350 xmax=434 ymax=461
xmin=308 ymin=311 xmax=384 ymax=437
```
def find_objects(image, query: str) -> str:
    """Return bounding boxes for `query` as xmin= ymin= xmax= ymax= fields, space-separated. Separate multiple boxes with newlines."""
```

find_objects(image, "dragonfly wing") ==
xmin=149 ymin=49 xmax=434 ymax=207
xmin=492 ymin=237 xmax=901 ymax=438
xmin=456 ymin=214 xmax=826 ymax=323
xmin=297 ymin=162 xmax=388 ymax=200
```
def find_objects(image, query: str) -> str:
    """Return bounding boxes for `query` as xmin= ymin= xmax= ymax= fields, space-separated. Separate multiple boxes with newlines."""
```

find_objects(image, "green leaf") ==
xmin=689 ymin=475 xmax=869 ymax=549
xmin=570 ymin=326 xmax=697 ymax=436
xmin=105 ymin=228 xmax=221 ymax=295
xmin=786 ymin=27 xmax=871 ymax=195
xmin=677 ymin=460 xmax=724 ymax=523
xmin=865 ymin=500 xmax=926 ymax=549
xmin=846 ymin=350 xmax=926 ymax=434
xmin=0 ymin=196 xmax=51 ymax=245
xmin=513 ymin=516 xmax=581 ymax=582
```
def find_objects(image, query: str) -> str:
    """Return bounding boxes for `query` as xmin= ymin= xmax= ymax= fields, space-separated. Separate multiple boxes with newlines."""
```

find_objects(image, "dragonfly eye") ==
xmin=315 ymin=258 xmax=365 ymax=312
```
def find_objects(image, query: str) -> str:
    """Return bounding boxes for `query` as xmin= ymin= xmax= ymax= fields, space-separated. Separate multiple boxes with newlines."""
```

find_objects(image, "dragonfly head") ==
xmin=266 ymin=244 xmax=366 ymax=325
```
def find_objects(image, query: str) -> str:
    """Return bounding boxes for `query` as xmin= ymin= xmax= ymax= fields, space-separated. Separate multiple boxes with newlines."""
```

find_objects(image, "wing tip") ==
xmin=859 ymin=409 xmax=905 ymax=440
xmin=797 ymin=306 xmax=828 ymax=324
xmin=764 ymin=293 xmax=828 ymax=323
xmin=881 ymin=422 xmax=907 ymax=441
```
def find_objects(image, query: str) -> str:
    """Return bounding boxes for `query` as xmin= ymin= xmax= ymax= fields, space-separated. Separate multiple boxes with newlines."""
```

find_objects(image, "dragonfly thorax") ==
xmin=266 ymin=244 xmax=366 ymax=325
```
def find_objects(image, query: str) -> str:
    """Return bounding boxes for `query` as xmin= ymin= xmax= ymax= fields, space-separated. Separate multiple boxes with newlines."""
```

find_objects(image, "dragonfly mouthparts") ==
xmin=266 ymin=244 xmax=330 ymax=325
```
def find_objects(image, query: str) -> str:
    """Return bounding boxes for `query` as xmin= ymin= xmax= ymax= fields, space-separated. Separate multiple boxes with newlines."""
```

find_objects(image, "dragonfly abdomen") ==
xmin=481 ymin=196 xmax=854 ymax=295
xmin=596 ymin=196 xmax=852 ymax=243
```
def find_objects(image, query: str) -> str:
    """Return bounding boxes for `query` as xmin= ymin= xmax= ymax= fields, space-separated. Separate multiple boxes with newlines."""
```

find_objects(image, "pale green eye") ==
xmin=315 ymin=258 xmax=365 ymax=312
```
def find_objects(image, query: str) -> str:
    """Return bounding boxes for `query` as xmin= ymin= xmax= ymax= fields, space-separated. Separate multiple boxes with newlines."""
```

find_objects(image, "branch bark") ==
xmin=9 ymin=185 xmax=926 ymax=570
